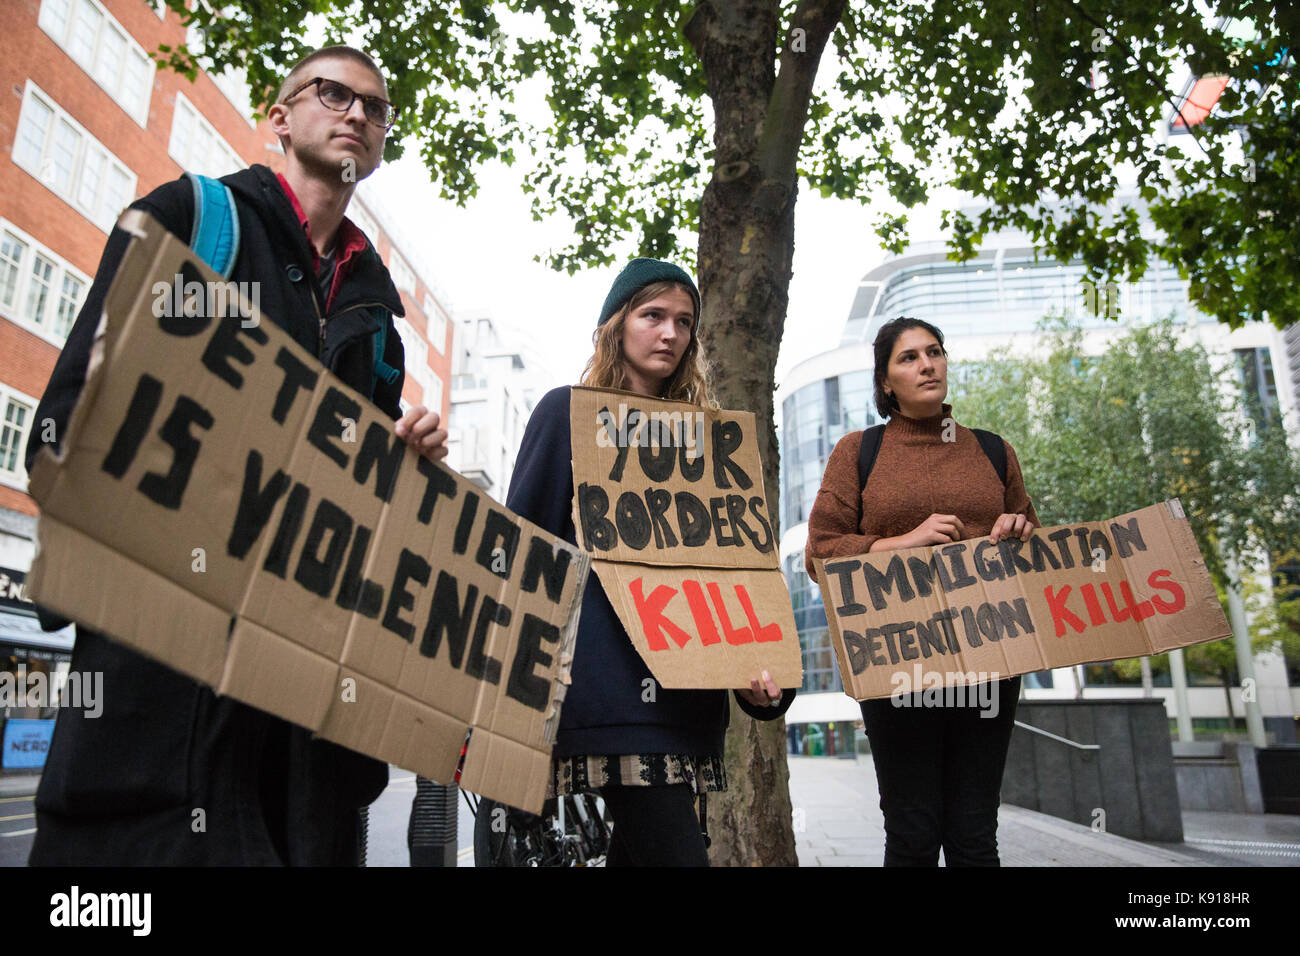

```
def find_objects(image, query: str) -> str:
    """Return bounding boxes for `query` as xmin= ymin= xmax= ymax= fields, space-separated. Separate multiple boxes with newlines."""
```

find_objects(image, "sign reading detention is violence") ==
xmin=569 ymin=386 xmax=802 ymax=689
xmin=26 ymin=211 xmax=589 ymax=814
xmin=813 ymin=499 xmax=1231 ymax=701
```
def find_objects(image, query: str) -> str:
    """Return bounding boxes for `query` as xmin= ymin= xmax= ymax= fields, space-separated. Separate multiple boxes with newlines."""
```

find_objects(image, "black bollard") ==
xmin=408 ymin=776 xmax=458 ymax=867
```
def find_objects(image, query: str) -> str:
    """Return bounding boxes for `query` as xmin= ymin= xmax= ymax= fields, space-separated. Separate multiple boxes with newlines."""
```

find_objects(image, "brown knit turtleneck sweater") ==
xmin=804 ymin=403 xmax=1039 ymax=580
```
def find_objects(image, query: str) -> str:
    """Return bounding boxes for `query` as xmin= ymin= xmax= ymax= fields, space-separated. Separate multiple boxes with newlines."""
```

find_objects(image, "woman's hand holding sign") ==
xmin=737 ymin=669 xmax=783 ymax=708
xmin=395 ymin=405 xmax=449 ymax=462
xmin=871 ymin=513 xmax=966 ymax=552
xmin=989 ymin=512 xmax=1033 ymax=544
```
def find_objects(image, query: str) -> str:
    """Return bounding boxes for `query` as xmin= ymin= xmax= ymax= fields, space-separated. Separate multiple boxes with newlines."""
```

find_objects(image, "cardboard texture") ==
xmin=813 ymin=500 xmax=1231 ymax=701
xmin=26 ymin=211 xmax=590 ymax=814
xmin=569 ymin=386 xmax=802 ymax=689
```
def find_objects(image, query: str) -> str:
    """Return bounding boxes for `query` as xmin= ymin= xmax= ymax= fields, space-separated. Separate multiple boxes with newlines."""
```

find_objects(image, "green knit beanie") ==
xmin=597 ymin=258 xmax=702 ymax=331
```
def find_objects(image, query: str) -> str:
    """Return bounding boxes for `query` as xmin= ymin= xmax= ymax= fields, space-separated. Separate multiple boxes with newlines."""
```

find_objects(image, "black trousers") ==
xmin=860 ymin=676 xmax=1020 ymax=867
xmin=598 ymin=783 xmax=709 ymax=867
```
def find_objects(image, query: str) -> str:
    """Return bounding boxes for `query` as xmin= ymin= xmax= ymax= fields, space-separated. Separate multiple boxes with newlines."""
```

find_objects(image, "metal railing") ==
xmin=1013 ymin=720 xmax=1100 ymax=752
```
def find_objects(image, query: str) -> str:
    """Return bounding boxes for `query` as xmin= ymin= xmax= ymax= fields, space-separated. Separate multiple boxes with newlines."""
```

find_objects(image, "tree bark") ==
xmin=685 ymin=0 xmax=846 ymax=867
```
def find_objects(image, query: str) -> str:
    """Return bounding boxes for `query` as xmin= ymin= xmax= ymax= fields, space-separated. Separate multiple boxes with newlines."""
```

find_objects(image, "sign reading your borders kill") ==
xmin=26 ymin=211 xmax=590 ymax=814
xmin=569 ymin=386 xmax=802 ymax=689
xmin=813 ymin=499 xmax=1230 ymax=701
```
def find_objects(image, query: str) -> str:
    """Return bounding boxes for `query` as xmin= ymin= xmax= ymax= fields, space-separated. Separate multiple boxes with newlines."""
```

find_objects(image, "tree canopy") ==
xmin=952 ymin=316 xmax=1300 ymax=698
xmin=162 ymin=0 xmax=1299 ymax=324
xmin=952 ymin=316 xmax=1300 ymax=581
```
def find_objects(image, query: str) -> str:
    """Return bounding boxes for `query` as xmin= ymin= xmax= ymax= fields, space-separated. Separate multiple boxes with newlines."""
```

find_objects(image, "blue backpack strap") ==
xmin=370 ymin=307 xmax=400 ymax=400
xmin=185 ymin=171 xmax=240 ymax=279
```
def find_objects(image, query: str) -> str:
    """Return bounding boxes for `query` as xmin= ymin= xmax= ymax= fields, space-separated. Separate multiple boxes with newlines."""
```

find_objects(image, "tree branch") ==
xmin=758 ymin=0 xmax=847 ymax=184
xmin=685 ymin=0 xmax=780 ymax=165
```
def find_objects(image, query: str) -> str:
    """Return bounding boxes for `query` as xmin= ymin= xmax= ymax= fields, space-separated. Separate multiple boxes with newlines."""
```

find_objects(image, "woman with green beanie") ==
xmin=479 ymin=258 xmax=796 ymax=865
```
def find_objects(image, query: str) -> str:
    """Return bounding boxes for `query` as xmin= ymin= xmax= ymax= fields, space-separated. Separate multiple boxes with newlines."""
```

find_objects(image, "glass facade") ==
xmin=779 ymin=371 xmax=884 ymax=696
xmin=780 ymin=370 xmax=879 ymax=530
xmin=783 ymin=553 xmax=840 ymax=694
xmin=1235 ymin=346 xmax=1279 ymax=429
xmin=841 ymin=255 xmax=1195 ymax=346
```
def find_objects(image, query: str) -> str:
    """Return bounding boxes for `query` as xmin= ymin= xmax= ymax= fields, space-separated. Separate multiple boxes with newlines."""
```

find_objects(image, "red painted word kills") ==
xmin=1044 ymin=568 xmax=1187 ymax=638
xmin=629 ymin=578 xmax=783 ymax=650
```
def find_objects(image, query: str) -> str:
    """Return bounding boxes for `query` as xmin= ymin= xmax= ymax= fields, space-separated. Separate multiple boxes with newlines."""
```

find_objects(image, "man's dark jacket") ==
xmin=24 ymin=164 xmax=406 ymax=865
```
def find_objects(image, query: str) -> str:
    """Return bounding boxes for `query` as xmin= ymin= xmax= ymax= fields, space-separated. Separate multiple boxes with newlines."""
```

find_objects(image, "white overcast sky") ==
xmin=367 ymin=150 xmax=929 ymax=390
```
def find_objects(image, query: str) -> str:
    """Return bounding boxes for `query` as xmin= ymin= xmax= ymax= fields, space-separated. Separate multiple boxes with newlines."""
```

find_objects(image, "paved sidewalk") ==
xmin=787 ymin=755 xmax=1300 ymax=866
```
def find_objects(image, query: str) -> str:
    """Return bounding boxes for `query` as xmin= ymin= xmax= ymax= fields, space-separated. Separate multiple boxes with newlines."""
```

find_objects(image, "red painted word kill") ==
xmin=630 ymin=578 xmax=784 ymax=650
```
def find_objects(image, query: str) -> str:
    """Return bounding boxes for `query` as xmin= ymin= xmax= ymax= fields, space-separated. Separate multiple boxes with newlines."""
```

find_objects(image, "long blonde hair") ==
xmin=580 ymin=281 xmax=715 ymax=407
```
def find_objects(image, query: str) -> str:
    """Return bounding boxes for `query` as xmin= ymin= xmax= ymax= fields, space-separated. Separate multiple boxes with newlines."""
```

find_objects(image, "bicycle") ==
xmin=466 ymin=791 xmax=610 ymax=867
xmin=450 ymin=734 xmax=611 ymax=866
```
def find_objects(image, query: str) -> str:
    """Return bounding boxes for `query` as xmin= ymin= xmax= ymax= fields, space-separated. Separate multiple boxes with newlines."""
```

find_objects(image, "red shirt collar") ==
xmin=276 ymin=173 xmax=370 ymax=310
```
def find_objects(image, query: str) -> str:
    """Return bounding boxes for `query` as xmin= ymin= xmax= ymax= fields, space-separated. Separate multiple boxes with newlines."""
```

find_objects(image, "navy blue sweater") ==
xmin=507 ymin=386 xmax=795 ymax=758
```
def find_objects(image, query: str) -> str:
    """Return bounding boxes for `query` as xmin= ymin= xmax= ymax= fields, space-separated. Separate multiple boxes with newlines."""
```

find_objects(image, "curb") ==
xmin=0 ymin=775 xmax=40 ymax=798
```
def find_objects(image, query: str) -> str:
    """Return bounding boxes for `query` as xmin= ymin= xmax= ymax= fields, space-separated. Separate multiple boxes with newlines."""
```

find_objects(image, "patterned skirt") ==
xmin=548 ymin=753 xmax=728 ymax=799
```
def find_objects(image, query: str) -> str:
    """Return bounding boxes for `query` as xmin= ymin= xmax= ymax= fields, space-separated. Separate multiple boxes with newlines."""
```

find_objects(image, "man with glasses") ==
xmin=25 ymin=45 xmax=446 ymax=865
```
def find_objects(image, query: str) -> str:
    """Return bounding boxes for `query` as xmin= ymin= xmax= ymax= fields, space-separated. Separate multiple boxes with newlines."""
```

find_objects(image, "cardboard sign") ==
xmin=569 ymin=386 xmax=802 ymax=689
xmin=814 ymin=499 xmax=1231 ymax=701
xmin=26 ymin=211 xmax=590 ymax=814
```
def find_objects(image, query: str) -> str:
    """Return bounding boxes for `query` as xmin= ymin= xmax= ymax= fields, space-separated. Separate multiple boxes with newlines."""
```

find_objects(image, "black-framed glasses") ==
xmin=283 ymin=77 xmax=395 ymax=129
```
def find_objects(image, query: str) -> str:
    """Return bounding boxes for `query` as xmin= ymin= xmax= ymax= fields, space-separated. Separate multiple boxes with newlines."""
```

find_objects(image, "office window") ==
xmin=0 ymin=218 xmax=91 ymax=345
xmin=12 ymin=84 xmax=138 ymax=232
xmin=0 ymin=233 xmax=27 ymax=309
xmin=14 ymin=96 xmax=53 ymax=172
xmin=390 ymin=251 xmax=415 ymax=295
xmin=423 ymin=294 xmax=447 ymax=353
xmin=49 ymin=119 xmax=79 ymax=194
xmin=25 ymin=255 xmax=55 ymax=327
xmin=122 ymin=46 xmax=153 ymax=117
xmin=167 ymin=93 xmax=244 ymax=179
xmin=40 ymin=0 xmax=154 ymax=125
xmin=394 ymin=316 xmax=432 ymax=403
xmin=105 ymin=166 xmax=133 ymax=223
xmin=349 ymin=202 xmax=380 ymax=247
xmin=93 ymin=21 xmax=126 ymax=90
xmin=38 ymin=0 xmax=71 ymax=36
xmin=55 ymin=273 xmax=84 ymax=340
xmin=0 ymin=394 xmax=34 ymax=482
xmin=70 ymin=0 xmax=97 ymax=62
xmin=428 ymin=373 xmax=444 ymax=414
xmin=77 ymin=146 xmax=105 ymax=212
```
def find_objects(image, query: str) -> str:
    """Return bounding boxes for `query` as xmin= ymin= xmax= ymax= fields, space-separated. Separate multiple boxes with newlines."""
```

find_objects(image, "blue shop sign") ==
xmin=3 ymin=718 xmax=55 ymax=770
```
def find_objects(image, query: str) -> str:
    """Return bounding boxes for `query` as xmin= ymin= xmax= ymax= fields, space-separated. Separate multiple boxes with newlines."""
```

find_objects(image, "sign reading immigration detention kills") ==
xmin=813 ymin=499 xmax=1230 ymax=701
xmin=570 ymin=386 xmax=802 ymax=689
xmin=26 ymin=211 xmax=590 ymax=814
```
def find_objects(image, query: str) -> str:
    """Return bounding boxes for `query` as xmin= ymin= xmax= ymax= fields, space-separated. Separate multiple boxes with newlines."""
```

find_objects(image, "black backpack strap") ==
xmin=856 ymin=424 xmax=887 ymax=494
xmin=857 ymin=423 xmax=1006 ymax=494
xmin=971 ymin=428 xmax=1007 ymax=485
